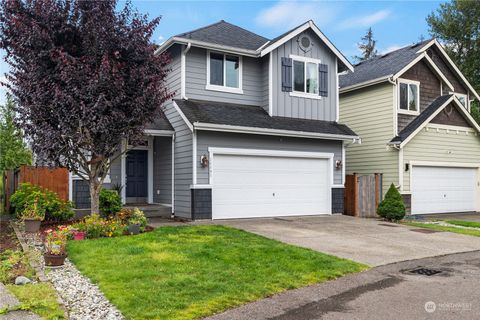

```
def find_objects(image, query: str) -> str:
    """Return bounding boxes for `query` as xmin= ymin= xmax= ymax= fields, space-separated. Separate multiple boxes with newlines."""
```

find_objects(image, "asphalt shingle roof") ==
xmin=145 ymin=116 xmax=174 ymax=131
xmin=174 ymin=99 xmax=358 ymax=137
xmin=339 ymin=39 xmax=433 ymax=89
xmin=175 ymin=20 xmax=269 ymax=51
xmin=390 ymin=95 xmax=453 ymax=144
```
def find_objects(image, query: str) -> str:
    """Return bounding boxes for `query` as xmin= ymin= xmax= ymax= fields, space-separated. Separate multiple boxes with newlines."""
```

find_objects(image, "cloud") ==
xmin=338 ymin=10 xmax=391 ymax=30
xmin=381 ymin=44 xmax=406 ymax=54
xmin=255 ymin=1 xmax=338 ymax=29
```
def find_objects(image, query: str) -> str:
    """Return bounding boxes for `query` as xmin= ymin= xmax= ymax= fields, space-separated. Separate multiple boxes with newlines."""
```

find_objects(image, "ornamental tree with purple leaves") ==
xmin=0 ymin=0 xmax=173 ymax=213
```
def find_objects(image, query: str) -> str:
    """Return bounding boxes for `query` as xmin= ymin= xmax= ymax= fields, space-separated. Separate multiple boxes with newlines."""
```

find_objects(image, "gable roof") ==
xmin=174 ymin=99 xmax=359 ymax=140
xmin=339 ymin=39 xmax=480 ymax=101
xmin=156 ymin=20 xmax=353 ymax=71
xmin=389 ymin=95 xmax=480 ymax=147
xmin=339 ymin=39 xmax=432 ymax=89
xmin=175 ymin=20 xmax=269 ymax=51
xmin=259 ymin=21 xmax=354 ymax=72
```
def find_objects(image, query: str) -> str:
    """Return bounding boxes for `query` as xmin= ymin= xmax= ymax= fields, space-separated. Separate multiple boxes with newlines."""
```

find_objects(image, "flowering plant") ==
xmin=128 ymin=208 xmax=147 ymax=231
xmin=72 ymin=214 xmax=124 ymax=239
xmin=44 ymin=226 xmax=69 ymax=255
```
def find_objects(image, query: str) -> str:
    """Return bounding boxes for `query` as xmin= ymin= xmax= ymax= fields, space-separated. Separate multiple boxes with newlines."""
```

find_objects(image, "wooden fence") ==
xmin=3 ymin=165 xmax=69 ymax=212
xmin=344 ymin=173 xmax=382 ymax=218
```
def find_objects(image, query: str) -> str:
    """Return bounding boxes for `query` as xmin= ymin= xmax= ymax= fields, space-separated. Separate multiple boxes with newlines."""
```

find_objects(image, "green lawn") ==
xmin=404 ymin=221 xmax=480 ymax=237
xmin=68 ymin=225 xmax=367 ymax=320
xmin=446 ymin=220 xmax=480 ymax=229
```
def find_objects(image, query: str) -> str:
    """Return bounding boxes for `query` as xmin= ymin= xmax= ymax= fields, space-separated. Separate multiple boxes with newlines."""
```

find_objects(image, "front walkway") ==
xmin=0 ymin=283 xmax=41 ymax=320
xmin=216 ymin=215 xmax=480 ymax=266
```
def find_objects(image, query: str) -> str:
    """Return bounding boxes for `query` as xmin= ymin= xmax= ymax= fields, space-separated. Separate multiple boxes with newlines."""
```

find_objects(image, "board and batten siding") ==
xmin=196 ymin=131 xmax=343 ymax=185
xmin=164 ymin=102 xmax=192 ymax=218
xmin=340 ymin=83 xmax=398 ymax=195
xmin=185 ymin=47 xmax=265 ymax=106
xmin=271 ymin=29 xmax=337 ymax=121
xmin=402 ymin=125 xmax=480 ymax=191
xmin=153 ymin=136 xmax=172 ymax=205
xmin=165 ymin=45 xmax=182 ymax=99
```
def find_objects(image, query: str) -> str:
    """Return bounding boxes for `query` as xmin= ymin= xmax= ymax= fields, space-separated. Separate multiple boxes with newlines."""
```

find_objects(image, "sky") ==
xmin=0 ymin=0 xmax=444 ymax=104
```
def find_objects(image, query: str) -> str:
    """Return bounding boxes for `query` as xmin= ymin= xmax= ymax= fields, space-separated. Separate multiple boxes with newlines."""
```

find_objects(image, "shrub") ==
xmin=72 ymin=214 xmax=124 ymax=239
xmin=377 ymin=183 xmax=406 ymax=221
xmin=99 ymin=189 xmax=122 ymax=217
xmin=10 ymin=183 xmax=74 ymax=222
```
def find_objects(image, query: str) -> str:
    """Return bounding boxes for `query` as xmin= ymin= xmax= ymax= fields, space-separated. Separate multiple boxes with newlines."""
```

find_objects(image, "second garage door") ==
xmin=211 ymin=151 xmax=332 ymax=219
xmin=411 ymin=166 xmax=477 ymax=214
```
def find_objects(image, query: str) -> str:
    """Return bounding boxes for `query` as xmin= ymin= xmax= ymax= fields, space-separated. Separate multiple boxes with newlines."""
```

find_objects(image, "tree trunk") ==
xmin=89 ymin=178 xmax=102 ymax=214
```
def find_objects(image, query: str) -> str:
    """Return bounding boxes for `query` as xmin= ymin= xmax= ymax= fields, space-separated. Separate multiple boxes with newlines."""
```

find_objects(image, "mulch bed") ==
xmin=0 ymin=221 xmax=21 ymax=252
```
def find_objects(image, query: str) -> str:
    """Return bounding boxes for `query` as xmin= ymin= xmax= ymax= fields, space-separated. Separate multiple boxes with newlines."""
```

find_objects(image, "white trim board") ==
xmin=172 ymin=100 xmax=193 ymax=132
xmin=416 ymin=39 xmax=480 ymax=101
xmin=392 ymin=95 xmax=480 ymax=148
xmin=260 ymin=21 xmax=354 ymax=72
xmin=193 ymin=122 xmax=360 ymax=142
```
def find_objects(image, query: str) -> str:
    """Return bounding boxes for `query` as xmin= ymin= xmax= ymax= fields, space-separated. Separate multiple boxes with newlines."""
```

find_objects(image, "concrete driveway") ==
xmin=217 ymin=215 xmax=480 ymax=266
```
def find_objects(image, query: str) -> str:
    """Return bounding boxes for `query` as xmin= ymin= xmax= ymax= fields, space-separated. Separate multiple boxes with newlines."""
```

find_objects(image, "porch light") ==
xmin=200 ymin=155 xmax=209 ymax=168
xmin=335 ymin=160 xmax=342 ymax=169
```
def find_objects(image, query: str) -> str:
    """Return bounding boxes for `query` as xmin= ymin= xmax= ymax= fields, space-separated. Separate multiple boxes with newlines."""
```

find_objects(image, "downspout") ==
xmin=181 ymin=42 xmax=191 ymax=100
xmin=171 ymin=133 xmax=175 ymax=218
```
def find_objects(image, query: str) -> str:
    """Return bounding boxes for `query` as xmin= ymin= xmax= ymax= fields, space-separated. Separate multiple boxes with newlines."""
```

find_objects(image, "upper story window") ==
xmin=398 ymin=79 xmax=420 ymax=114
xmin=206 ymin=51 xmax=243 ymax=94
xmin=451 ymin=92 xmax=469 ymax=109
xmin=290 ymin=55 xmax=322 ymax=99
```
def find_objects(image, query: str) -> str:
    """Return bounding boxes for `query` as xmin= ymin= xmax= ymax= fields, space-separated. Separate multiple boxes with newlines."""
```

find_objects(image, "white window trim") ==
xmin=289 ymin=54 xmax=322 ymax=100
xmin=397 ymin=78 xmax=420 ymax=115
xmin=206 ymin=50 xmax=243 ymax=94
xmin=450 ymin=91 xmax=469 ymax=110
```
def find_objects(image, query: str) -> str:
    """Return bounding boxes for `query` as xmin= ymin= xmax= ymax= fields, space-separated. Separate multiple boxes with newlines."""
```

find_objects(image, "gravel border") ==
xmin=12 ymin=222 xmax=124 ymax=320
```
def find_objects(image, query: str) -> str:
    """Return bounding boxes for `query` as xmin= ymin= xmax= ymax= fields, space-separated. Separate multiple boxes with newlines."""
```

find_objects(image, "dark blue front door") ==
xmin=126 ymin=150 xmax=148 ymax=200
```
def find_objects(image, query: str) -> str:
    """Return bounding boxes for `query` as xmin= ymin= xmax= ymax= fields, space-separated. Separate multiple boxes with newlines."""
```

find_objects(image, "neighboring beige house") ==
xmin=339 ymin=39 xmax=480 ymax=215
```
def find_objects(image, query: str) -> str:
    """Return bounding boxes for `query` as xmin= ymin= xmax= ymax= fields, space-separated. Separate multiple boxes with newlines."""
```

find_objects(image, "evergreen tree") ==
xmin=0 ymin=95 xmax=31 ymax=171
xmin=355 ymin=27 xmax=378 ymax=62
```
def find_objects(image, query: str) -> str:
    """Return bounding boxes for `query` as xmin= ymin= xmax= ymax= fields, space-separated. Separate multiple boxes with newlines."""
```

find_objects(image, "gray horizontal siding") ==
xmin=164 ymin=102 xmax=193 ymax=218
xmin=185 ymin=47 xmax=265 ymax=106
xmin=196 ymin=131 xmax=343 ymax=185
xmin=271 ymin=29 xmax=338 ymax=121
xmin=165 ymin=45 xmax=182 ymax=99
xmin=153 ymin=136 xmax=172 ymax=205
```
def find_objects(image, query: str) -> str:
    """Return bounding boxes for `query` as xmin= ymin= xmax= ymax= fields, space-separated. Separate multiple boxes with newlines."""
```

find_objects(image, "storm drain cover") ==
xmin=408 ymin=268 xmax=442 ymax=276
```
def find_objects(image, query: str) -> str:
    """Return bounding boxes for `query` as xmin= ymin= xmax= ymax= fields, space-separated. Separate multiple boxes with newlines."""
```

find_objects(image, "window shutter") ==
xmin=281 ymin=57 xmax=292 ymax=92
xmin=318 ymin=63 xmax=328 ymax=97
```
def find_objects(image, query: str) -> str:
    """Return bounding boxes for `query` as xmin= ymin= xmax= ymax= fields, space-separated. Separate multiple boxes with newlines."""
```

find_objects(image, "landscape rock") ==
xmin=14 ymin=276 xmax=31 ymax=285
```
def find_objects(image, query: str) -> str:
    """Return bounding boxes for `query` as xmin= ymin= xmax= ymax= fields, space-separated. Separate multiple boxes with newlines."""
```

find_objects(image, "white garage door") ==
xmin=412 ymin=166 xmax=477 ymax=214
xmin=211 ymin=152 xmax=331 ymax=219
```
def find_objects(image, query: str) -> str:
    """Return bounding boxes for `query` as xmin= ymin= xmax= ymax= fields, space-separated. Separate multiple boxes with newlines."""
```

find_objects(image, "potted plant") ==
xmin=21 ymin=198 xmax=45 ymax=233
xmin=127 ymin=208 xmax=147 ymax=235
xmin=70 ymin=223 xmax=86 ymax=240
xmin=44 ymin=226 xmax=68 ymax=267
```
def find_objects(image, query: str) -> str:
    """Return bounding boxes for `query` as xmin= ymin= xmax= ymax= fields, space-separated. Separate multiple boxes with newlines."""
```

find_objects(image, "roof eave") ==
xmin=259 ymin=21 xmax=354 ymax=72
xmin=417 ymin=39 xmax=480 ymax=101
xmin=339 ymin=75 xmax=394 ymax=93
xmin=193 ymin=121 xmax=360 ymax=141
xmin=155 ymin=37 xmax=260 ymax=57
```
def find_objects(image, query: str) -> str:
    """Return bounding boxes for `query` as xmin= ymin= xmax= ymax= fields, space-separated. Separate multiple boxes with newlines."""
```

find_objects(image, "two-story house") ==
xmin=73 ymin=20 xmax=359 ymax=220
xmin=339 ymin=39 xmax=480 ymax=215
